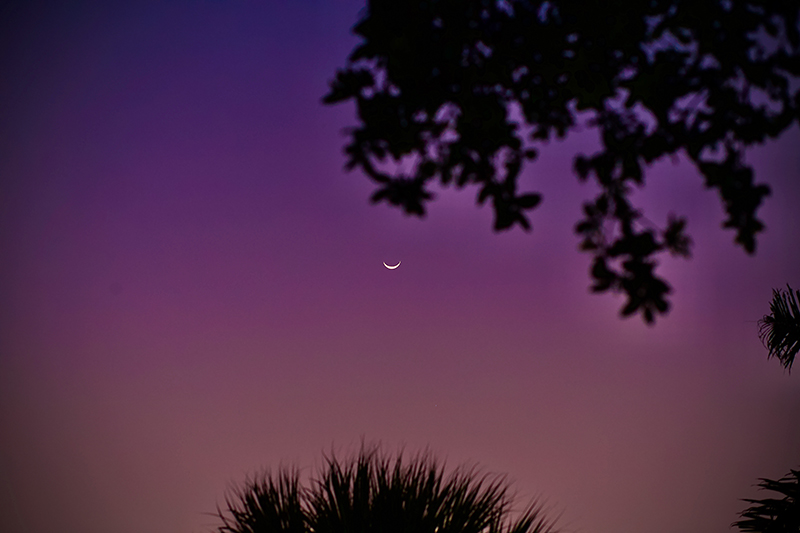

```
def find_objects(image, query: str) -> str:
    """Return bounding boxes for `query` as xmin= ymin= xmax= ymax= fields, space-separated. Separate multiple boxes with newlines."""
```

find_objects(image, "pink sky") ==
xmin=1 ymin=2 xmax=798 ymax=533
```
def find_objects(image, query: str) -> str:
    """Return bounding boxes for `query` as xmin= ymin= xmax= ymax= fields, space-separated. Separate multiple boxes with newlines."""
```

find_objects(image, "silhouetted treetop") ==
xmin=214 ymin=444 xmax=558 ymax=533
xmin=324 ymin=0 xmax=800 ymax=323
xmin=759 ymin=284 xmax=800 ymax=372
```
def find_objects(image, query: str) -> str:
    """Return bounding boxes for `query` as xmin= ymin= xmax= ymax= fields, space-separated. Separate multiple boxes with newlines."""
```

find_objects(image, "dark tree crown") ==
xmin=215 ymin=445 xmax=557 ymax=533
xmin=324 ymin=0 xmax=800 ymax=323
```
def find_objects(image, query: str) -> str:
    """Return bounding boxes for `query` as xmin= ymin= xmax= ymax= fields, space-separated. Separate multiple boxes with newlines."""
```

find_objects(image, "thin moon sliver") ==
xmin=383 ymin=261 xmax=401 ymax=269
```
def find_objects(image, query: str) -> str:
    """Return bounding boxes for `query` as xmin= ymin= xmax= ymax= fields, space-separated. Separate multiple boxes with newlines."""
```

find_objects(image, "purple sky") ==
xmin=1 ymin=2 xmax=798 ymax=533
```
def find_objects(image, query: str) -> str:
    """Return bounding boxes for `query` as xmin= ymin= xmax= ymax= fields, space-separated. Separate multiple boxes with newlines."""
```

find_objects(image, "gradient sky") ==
xmin=1 ymin=2 xmax=799 ymax=533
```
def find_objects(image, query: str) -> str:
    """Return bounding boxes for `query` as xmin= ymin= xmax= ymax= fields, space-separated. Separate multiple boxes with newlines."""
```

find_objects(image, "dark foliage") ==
xmin=733 ymin=469 xmax=800 ymax=533
xmin=758 ymin=284 xmax=800 ymax=372
xmin=217 ymin=469 xmax=307 ymax=533
xmin=215 ymin=445 xmax=557 ymax=533
xmin=324 ymin=0 xmax=800 ymax=323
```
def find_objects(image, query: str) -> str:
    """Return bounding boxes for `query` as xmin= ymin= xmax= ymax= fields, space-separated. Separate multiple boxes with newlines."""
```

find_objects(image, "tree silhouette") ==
xmin=758 ymin=284 xmax=800 ymax=372
xmin=730 ymin=288 xmax=800 ymax=533
xmin=733 ymin=469 xmax=800 ymax=533
xmin=214 ymin=445 xmax=557 ymax=533
xmin=323 ymin=0 xmax=800 ymax=323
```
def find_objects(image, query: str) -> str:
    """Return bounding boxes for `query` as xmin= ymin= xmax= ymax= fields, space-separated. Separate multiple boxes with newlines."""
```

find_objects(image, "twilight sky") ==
xmin=1 ymin=2 xmax=798 ymax=533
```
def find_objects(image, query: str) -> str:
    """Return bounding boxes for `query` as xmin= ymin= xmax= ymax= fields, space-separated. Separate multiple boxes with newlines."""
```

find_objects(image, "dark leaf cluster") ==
xmin=215 ymin=445 xmax=557 ymax=533
xmin=324 ymin=0 xmax=800 ymax=323
xmin=733 ymin=468 xmax=800 ymax=533
xmin=758 ymin=284 xmax=800 ymax=372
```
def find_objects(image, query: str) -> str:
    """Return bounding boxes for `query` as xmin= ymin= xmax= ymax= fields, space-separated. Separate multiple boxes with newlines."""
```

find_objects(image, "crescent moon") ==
xmin=383 ymin=261 xmax=401 ymax=270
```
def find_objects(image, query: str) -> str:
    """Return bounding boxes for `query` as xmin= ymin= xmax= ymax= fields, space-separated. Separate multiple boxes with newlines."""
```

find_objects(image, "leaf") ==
xmin=663 ymin=214 xmax=692 ymax=258
xmin=517 ymin=193 xmax=542 ymax=209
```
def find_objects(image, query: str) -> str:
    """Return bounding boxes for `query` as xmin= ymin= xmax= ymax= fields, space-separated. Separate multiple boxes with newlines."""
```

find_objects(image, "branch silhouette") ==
xmin=324 ymin=0 xmax=800 ymax=323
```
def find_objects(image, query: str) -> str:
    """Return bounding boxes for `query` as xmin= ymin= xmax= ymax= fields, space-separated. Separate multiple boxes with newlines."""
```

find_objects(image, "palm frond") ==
xmin=216 ymin=466 xmax=307 ymax=533
xmin=758 ymin=284 xmax=800 ymax=372
xmin=733 ymin=468 xmax=800 ymax=533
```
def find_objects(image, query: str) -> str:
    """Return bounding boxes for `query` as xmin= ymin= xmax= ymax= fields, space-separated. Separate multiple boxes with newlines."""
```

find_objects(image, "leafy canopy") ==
xmin=324 ymin=0 xmax=800 ymax=323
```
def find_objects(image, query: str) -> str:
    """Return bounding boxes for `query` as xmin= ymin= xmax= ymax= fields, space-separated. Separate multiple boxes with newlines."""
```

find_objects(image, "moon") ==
xmin=383 ymin=261 xmax=401 ymax=270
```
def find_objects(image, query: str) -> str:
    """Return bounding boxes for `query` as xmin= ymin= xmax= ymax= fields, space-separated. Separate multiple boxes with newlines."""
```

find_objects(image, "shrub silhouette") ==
xmin=215 ymin=445 xmax=557 ymax=533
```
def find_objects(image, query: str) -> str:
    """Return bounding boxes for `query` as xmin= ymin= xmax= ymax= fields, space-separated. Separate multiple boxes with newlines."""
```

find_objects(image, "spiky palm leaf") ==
xmin=758 ymin=285 xmax=800 ymax=372
xmin=215 ymin=445 xmax=557 ymax=533
xmin=216 ymin=467 xmax=307 ymax=533
xmin=733 ymin=469 xmax=800 ymax=533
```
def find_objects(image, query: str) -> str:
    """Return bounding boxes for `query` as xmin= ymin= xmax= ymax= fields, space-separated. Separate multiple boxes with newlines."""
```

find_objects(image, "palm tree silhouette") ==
xmin=731 ymin=285 xmax=800 ymax=533
xmin=215 ymin=445 xmax=557 ymax=533
xmin=758 ymin=285 xmax=800 ymax=372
